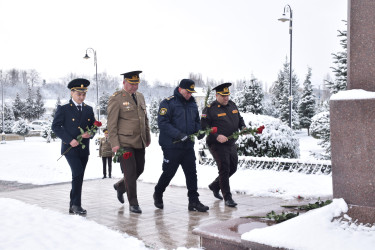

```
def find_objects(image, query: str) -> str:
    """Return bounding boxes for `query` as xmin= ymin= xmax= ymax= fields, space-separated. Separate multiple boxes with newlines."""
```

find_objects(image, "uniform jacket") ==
xmin=107 ymin=89 xmax=151 ymax=149
xmin=99 ymin=137 xmax=114 ymax=157
xmin=158 ymin=87 xmax=201 ymax=149
xmin=201 ymin=100 xmax=246 ymax=146
xmin=52 ymin=99 xmax=96 ymax=156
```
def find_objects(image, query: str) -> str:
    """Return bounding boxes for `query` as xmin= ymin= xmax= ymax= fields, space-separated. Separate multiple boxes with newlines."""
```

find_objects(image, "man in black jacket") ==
xmin=52 ymin=78 xmax=96 ymax=215
xmin=153 ymin=79 xmax=209 ymax=212
xmin=201 ymin=83 xmax=246 ymax=207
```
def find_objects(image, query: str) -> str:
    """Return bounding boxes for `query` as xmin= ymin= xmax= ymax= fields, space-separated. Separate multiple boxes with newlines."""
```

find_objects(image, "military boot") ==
xmin=188 ymin=200 xmax=209 ymax=212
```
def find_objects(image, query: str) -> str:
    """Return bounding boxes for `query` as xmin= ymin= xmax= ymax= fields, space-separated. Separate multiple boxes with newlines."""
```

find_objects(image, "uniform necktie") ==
xmin=77 ymin=105 xmax=82 ymax=112
xmin=132 ymin=93 xmax=137 ymax=105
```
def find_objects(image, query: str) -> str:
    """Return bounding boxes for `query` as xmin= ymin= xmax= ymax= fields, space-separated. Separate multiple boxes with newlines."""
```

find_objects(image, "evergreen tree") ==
xmin=24 ymin=86 xmax=35 ymax=120
xmin=325 ymin=22 xmax=347 ymax=94
xmin=51 ymin=97 xmax=61 ymax=118
xmin=34 ymin=87 xmax=46 ymax=119
xmin=12 ymin=93 xmax=25 ymax=120
xmin=204 ymin=86 xmax=215 ymax=107
xmin=149 ymin=98 xmax=161 ymax=135
xmin=298 ymin=67 xmax=316 ymax=135
xmin=2 ymin=104 xmax=15 ymax=133
xmin=99 ymin=92 xmax=110 ymax=116
xmin=270 ymin=59 xmax=300 ymax=128
xmin=237 ymin=78 xmax=264 ymax=114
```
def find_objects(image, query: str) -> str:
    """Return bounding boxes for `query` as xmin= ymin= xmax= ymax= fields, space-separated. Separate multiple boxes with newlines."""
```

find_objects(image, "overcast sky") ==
xmin=0 ymin=0 xmax=347 ymax=88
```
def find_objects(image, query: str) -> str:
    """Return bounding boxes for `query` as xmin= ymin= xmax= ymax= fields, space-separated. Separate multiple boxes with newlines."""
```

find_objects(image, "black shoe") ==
xmin=113 ymin=184 xmax=124 ymax=204
xmin=153 ymin=193 xmax=164 ymax=209
xmin=69 ymin=205 xmax=87 ymax=215
xmin=102 ymin=176 xmax=107 ymax=179
xmin=188 ymin=201 xmax=209 ymax=212
xmin=225 ymin=198 xmax=238 ymax=207
xmin=129 ymin=205 xmax=142 ymax=214
xmin=208 ymin=185 xmax=223 ymax=200
xmin=109 ymin=175 xmax=112 ymax=178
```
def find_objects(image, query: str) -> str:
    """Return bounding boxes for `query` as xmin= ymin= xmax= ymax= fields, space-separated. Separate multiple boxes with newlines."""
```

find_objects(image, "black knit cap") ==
xmin=179 ymin=79 xmax=196 ymax=93
xmin=67 ymin=78 xmax=90 ymax=92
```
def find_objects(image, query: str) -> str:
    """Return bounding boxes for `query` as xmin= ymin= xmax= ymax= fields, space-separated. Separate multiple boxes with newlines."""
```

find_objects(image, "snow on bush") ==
xmin=12 ymin=119 xmax=29 ymax=136
xmin=237 ymin=113 xmax=300 ymax=158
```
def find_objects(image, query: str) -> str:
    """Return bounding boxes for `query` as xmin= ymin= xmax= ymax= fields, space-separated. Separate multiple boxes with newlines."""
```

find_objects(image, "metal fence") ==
xmin=198 ymin=149 xmax=331 ymax=175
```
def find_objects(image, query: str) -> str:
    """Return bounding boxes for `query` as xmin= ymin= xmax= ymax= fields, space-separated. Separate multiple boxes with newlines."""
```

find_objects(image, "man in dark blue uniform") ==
xmin=201 ymin=83 xmax=246 ymax=207
xmin=153 ymin=79 xmax=209 ymax=212
xmin=52 ymin=78 xmax=96 ymax=215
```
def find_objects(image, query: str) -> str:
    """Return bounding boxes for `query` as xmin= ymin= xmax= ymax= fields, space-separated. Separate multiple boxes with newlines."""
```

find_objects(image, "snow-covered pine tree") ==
xmin=99 ymin=92 xmax=110 ymax=116
xmin=325 ymin=22 xmax=347 ymax=94
xmin=51 ymin=97 xmax=61 ymax=118
xmin=237 ymin=78 xmax=264 ymax=114
xmin=204 ymin=86 xmax=215 ymax=108
xmin=12 ymin=93 xmax=26 ymax=120
xmin=310 ymin=102 xmax=330 ymax=160
xmin=149 ymin=98 xmax=161 ymax=135
xmin=12 ymin=118 xmax=29 ymax=137
xmin=271 ymin=59 xmax=300 ymax=128
xmin=2 ymin=104 xmax=15 ymax=133
xmin=34 ymin=87 xmax=46 ymax=120
xmin=24 ymin=86 xmax=35 ymax=121
xmin=298 ymin=67 xmax=316 ymax=135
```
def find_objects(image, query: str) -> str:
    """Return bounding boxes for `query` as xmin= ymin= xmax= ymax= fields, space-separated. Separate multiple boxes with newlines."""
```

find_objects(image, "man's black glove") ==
xmin=197 ymin=133 xmax=205 ymax=140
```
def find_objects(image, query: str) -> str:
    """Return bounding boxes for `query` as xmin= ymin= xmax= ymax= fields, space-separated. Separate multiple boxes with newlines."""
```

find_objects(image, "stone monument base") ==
xmin=331 ymin=96 xmax=375 ymax=224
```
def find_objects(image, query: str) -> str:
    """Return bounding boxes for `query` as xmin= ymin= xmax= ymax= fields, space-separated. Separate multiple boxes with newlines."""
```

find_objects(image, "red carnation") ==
xmin=256 ymin=125 xmax=265 ymax=134
xmin=210 ymin=127 xmax=218 ymax=134
xmin=94 ymin=121 xmax=102 ymax=127
xmin=123 ymin=151 xmax=132 ymax=160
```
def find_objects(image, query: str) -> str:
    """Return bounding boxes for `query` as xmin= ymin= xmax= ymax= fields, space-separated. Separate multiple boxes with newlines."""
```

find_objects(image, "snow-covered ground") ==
xmin=0 ymin=129 xmax=374 ymax=249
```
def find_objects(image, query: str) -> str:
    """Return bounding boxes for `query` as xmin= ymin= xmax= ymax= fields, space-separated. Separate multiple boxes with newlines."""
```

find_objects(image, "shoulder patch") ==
xmin=111 ymin=91 xmax=121 ymax=97
xmin=166 ymin=95 xmax=174 ymax=101
xmin=159 ymin=108 xmax=167 ymax=115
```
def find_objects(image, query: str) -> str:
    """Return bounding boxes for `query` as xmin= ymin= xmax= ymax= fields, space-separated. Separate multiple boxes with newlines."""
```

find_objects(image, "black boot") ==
xmin=208 ymin=184 xmax=223 ymax=200
xmin=188 ymin=200 xmax=209 ymax=212
xmin=225 ymin=197 xmax=238 ymax=207
xmin=113 ymin=184 xmax=124 ymax=204
xmin=153 ymin=193 xmax=164 ymax=209
xmin=129 ymin=205 xmax=142 ymax=213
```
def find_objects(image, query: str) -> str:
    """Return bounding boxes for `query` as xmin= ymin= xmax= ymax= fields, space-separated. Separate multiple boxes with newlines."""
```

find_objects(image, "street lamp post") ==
xmin=83 ymin=48 xmax=99 ymax=122
xmin=1 ymin=76 xmax=6 ymax=144
xmin=278 ymin=4 xmax=293 ymax=128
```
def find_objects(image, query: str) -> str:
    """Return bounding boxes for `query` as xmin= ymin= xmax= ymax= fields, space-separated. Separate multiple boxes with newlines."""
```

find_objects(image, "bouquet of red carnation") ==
xmin=57 ymin=120 xmax=102 ymax=161
xmin=173 ymin=127 xmax=218 ymax=143
xmin=227 ymin=125 xmax=265 ymax=140
xmin=113 ymin=148 xmax=132 ymax=163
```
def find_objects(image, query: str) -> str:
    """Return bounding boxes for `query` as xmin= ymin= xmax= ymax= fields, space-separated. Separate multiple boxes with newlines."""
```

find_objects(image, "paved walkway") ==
xmin=0 ymin=178 xmax=300 ymax=249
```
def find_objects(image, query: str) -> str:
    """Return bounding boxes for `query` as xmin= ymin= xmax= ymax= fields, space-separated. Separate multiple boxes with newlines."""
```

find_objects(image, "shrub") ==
xmin=237 ymin=113 xmax=300 ymax=158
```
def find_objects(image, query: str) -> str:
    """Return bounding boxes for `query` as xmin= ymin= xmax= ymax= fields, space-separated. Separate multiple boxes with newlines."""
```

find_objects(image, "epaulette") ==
xmin=111 ymin=91 xmax=121 ymax=97
xmin=165 ymin=95 xmax=175 ymax=101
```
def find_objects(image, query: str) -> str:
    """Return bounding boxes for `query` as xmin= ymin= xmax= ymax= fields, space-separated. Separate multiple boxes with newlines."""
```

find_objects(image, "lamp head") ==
xmin=83 ymin=53 xmax=90 ymax=59
xmin=278 ymin=13 xmax=290 ymax=22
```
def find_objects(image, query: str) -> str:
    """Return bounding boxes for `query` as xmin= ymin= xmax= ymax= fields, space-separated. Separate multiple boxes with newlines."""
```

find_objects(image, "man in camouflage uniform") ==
xmin=107 ymin=71 xmax=151 ymax=214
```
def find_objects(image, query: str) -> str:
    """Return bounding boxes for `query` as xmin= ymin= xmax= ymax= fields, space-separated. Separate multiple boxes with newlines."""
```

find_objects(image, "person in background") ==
xmin=201 ymin=82 xmax=246 ymax=207
xmin=107 ymin=70 xmax=151 ymax=214
xmin=153 ymin=79 xmax=209 ymax=212
xmin=99 ymin=128 xmax=113 ymax=179
xmin=52 ymin=78 xmax=96 ymax=215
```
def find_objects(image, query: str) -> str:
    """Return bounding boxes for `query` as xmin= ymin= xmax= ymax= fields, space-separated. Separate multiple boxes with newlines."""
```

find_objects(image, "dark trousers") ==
xmin=114 ymin=148 xmax=145 ymax=206
xmin=154 ymin=148 xmax=199 ymax=202
xmin=102 ymin=157 xmax=112 ymax=177
xmin=65 ymin=155 xmax=89 ymax=207
xmin=208 ymin=143 xmax=238 ymax=200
